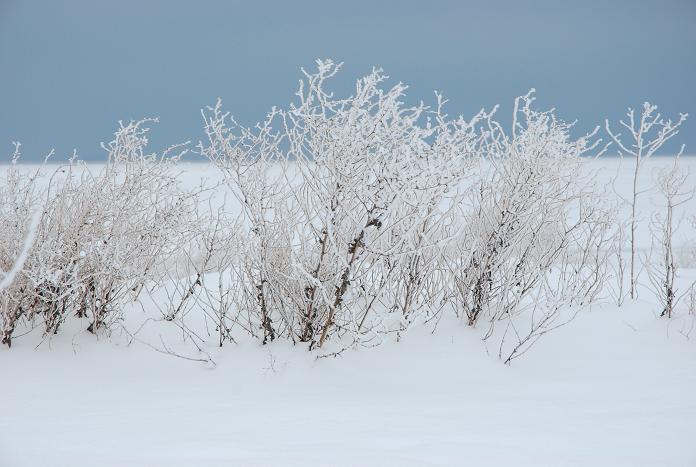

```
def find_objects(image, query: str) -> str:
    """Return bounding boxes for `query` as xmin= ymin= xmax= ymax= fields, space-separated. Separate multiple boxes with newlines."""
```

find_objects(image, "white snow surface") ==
xmin=1 ymin=158 xmax=695 ymax=466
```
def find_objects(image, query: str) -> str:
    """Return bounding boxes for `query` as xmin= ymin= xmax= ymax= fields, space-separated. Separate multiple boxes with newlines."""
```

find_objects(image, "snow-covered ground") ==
xmin=1 ymin=158 xmax=695 ymax=466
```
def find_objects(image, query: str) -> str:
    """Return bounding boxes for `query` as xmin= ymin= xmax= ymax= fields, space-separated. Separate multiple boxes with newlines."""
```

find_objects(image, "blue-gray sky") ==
xmin=1 ymin=0 xmax=694 ymax=160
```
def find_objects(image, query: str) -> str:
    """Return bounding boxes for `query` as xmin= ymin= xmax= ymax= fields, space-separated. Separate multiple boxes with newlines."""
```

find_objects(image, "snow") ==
xmin=1 ymin=158 xmax=695 ymax=466
xmin=2 ymin=305 xmax=694 ymax=466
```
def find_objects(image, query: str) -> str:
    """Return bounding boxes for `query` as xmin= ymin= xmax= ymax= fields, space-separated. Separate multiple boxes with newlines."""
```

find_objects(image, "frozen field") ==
xmin=1 ymin=157 xmax=695 ymax=466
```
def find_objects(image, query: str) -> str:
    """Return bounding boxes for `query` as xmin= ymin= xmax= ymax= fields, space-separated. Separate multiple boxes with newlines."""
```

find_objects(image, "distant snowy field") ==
xmin=1 ymin=157 xmax=695 ymax=467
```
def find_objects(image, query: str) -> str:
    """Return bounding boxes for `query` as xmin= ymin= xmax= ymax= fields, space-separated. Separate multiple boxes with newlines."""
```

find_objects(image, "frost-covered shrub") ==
xmin=201 ymin=60 xmax=488 ymax=349
xmin=0 ymin=145 xmax=45 ymax=344
xmin=278 ymin=61 xmax=488 ymax=348
xmin=445 ymin=91 xmax=613 ymax=362
xmin=645 ymin=156 xmax=693 ymax=319
xmin=605 ymin=103 xmax=688 ymax=300
xmin=0 ymin=121 xmax=197 ymax=346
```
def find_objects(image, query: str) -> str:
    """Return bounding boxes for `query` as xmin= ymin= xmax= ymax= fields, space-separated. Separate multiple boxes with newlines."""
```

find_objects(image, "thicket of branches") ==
xmin=0 ymin=60 xmax=691 ymax=362
xmin=0 ymin=122 xmax=198 ymax=347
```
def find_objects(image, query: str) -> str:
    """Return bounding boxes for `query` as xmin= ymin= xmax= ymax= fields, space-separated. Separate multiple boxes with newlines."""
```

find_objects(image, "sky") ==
xmin=1 ymin=0 xmax=694 ymax=160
